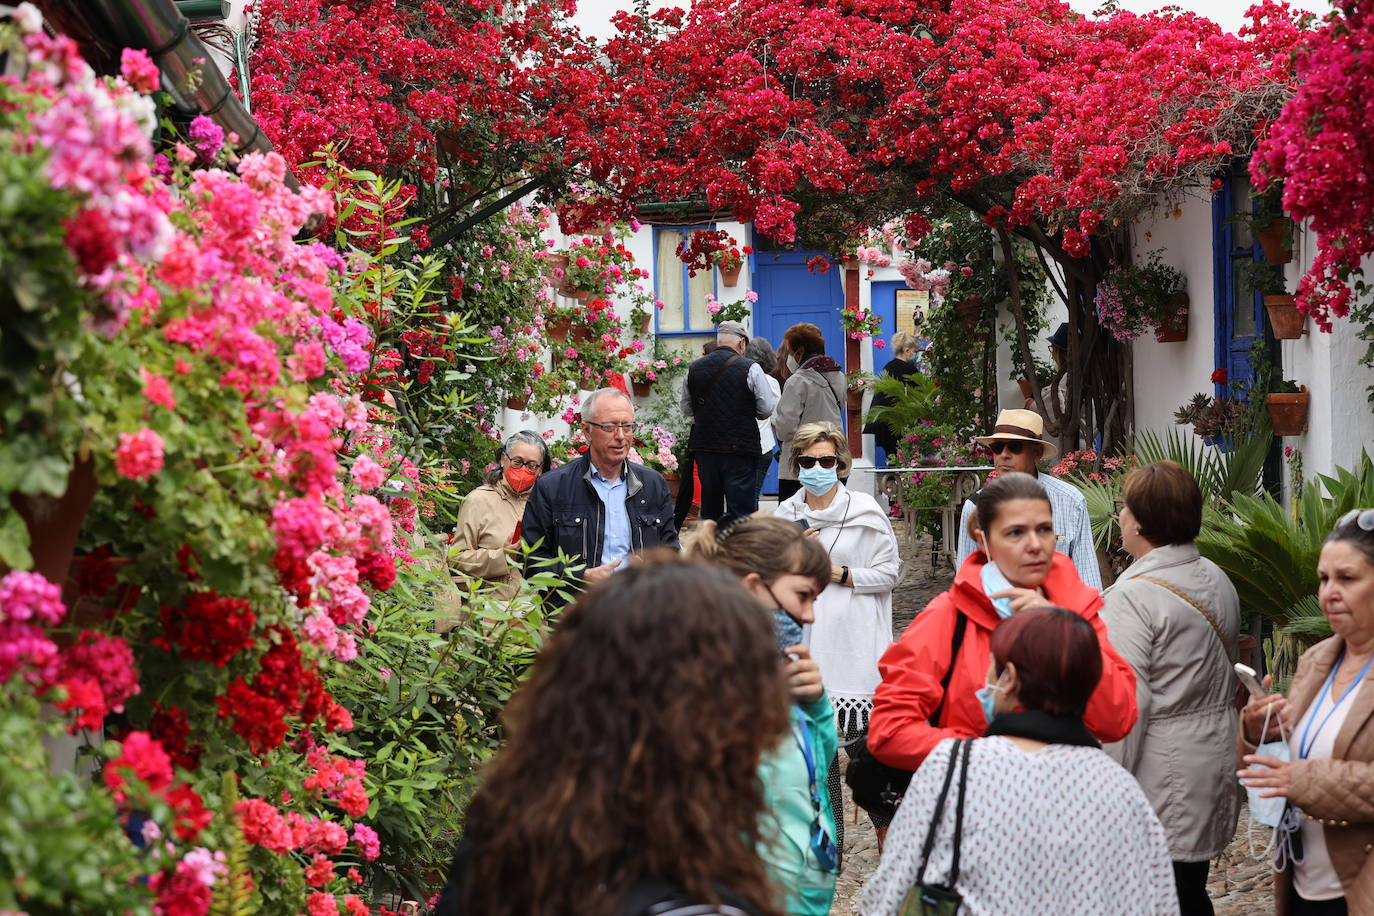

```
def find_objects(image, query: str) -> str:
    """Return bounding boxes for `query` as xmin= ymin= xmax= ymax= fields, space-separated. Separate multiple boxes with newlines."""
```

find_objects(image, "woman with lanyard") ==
xmin=1239 ymin=510 xmax=1374 ymax=914
xmin=774 ymin=422 xmax=901 ymax=842
xmin=686 ymin=514 xmax=840 ymax=915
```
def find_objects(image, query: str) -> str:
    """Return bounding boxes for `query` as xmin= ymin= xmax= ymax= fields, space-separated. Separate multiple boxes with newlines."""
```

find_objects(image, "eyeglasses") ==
xmin=988 ymin=441 xmax=1028 ymax=456
xmin=504 ymin=457 xmax=542 ymax=471
xmin=585 ymin=421 xmax=635 ymax=434
xmin=796 ymin=455 xmax=840 ymax=469
xmin=1337 ymin=508 xmax=1374 ymax=530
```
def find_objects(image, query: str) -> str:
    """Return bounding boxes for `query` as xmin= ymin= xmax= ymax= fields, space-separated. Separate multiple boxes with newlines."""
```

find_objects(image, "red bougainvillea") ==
xmin=551 ymin=0 xmax=1304 ymax=252
xmin=1252 ymin=0 xmax=1374 ymax=332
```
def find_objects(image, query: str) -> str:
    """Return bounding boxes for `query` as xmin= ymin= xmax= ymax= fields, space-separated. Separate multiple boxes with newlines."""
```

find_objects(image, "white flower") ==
xmin=10 ymin=2 xmax=43 ymax=33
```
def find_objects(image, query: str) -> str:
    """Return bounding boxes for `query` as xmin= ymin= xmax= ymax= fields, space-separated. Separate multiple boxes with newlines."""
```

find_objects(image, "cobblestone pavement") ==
xmin=829 ymin=523 xmax=1275 ymax=915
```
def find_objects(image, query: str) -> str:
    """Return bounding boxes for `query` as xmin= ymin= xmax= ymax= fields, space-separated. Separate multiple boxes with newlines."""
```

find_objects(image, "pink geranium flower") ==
xmin=114 ymin=427 xmax=165 ymax=480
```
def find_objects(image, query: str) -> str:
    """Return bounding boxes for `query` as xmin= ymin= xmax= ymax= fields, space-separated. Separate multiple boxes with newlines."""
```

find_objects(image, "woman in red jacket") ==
xmin=868 ymin=471 xmax=1137 ymax=775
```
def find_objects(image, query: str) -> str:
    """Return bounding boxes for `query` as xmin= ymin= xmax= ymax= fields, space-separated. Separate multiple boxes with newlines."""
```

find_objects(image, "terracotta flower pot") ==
xmin=1266 ymin=386 xmax=1309 ymax=437
xmin=953 ymin=296 xmax=986 ymax=329
xmin=571 ymin=324 xmax=593 ymax=344
xmin=1264 ymin=294 xmax=1305 ymax=340
xmin=546 ymin=317 xmax=571 ymax=342
xmin=631 ymin=380 xmax=653 ymax=398
xmin=1256 ymin=218 xmax=1293 ymax=266
xmin=1154 ymin=293 xmax=1189 ymax=342
xmin=719 ymin=263 xmax=742 ymax=287
xmin=1017 ymin=378 xmax=1036 ymax=401
xmin=574 ymin=288 xmax=595 ymax=303
xmin=506 ymin=395 xmax=528 ymax=411
xmin=11 ymin=456 xmax=98 ymax=585
xmin=663 ymin=471 xmax=681 ymax=501
xmin=636 ymin=313 xmax=652 ymax=334
xmin=846 ymin=388 xmax=864 ymax=410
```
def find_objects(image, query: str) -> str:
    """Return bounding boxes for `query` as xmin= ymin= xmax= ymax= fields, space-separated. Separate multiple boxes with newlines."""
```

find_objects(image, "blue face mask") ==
xmin=976 ymin=674 xmax=1006 ymax=724
xmin=798 ymin=466 xmax=839 ymax=495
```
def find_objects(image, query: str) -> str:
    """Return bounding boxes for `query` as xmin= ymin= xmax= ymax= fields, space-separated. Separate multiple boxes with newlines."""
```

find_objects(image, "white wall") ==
xmin=1130 ymin=196 xmax=1220 ymax=435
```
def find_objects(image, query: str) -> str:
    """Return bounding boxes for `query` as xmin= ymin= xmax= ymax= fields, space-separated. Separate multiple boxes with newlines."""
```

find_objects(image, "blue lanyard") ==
xmin=1298 ymin=651 xmax=1373 ymax=759
xmin=790 ymin=707 xmax=821 ymax=808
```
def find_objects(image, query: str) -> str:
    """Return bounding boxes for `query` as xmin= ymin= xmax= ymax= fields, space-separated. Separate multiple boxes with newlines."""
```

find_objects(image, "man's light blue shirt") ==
xmin=954 ymin=472 xmax=1102 ymax=591
xmin=590 ymin=463 xmax=632 ymax=569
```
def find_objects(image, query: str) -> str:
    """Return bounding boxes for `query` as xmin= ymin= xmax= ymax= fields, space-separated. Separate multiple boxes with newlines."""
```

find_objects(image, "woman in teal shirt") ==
xmin=688 ymin=514 xmax=840 ymax=915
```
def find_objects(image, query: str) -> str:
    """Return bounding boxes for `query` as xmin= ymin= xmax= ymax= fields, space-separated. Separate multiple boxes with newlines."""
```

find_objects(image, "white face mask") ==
xmin=786 ymin=354 xmax=799 ymax=372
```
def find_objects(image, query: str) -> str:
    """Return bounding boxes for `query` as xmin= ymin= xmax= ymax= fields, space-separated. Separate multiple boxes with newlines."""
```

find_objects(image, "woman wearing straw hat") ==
xmin=952 ymin=408 xmax=1101 ymax=591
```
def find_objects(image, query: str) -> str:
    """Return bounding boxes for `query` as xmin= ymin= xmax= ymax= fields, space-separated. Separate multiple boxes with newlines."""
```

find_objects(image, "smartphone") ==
xmin=980 ymin=561 xmax=1015 ymax=619
xmin=774 ymin=608 xmax=805 ymax=659
xmin=1235 ymin=663 xmax=1267 ymax=698
xmin=794 ymin=518 xmax=810 ymax=531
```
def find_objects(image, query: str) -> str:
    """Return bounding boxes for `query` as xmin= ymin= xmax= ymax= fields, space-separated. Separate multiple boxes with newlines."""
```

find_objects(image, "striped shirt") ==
xmin=954 ymin=472 xmax=1102 ymax=591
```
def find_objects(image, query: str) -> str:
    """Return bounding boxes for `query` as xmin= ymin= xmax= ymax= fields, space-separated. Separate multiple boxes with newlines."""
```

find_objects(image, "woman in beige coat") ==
xmin=449 ymin=431 xmax=549 ymax=603
xmin=773 ymin=323 xmax=846 ymax=502
xmin=1239 ymin=510 xmax=1374 ymax=916
xmin=1100 ymin=461 xmax=1240 ymax=916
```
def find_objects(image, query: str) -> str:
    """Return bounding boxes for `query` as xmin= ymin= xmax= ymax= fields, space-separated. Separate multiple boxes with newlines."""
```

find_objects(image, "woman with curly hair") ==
xmin=435 ymin=554 xmax=791 ymax=916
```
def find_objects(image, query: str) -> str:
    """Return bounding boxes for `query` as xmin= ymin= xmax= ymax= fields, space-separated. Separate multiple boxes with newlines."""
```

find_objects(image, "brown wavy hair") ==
xmin=457 ymin=553 xmax=790 ymax=916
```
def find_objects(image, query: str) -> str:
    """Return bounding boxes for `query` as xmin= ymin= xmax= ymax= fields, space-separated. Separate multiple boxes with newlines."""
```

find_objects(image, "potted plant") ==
xmin=845 ymin=369 xmax=879 ymax=409
xmin=839 ymin=303 xmax=885 ymax=344
xmin=676 ymin=228 xmax=752 ymax=287
xmin=1266 ymin=379 xmax=1309 ymax=437
xmin=1237 ymin=261 xmax=1305 ymax=339
xmin=1248 ymin=181 xmax=1293 ymax=266
xmin=1094 ymin=252 xmax=1188 ymax=343
xmin=628 ymin=359 xmax=660 ymax=397
xmin=630 ymin=425 xmax=680 ymax=476
xmin=705 ymin=293 xmax=752 ymax=325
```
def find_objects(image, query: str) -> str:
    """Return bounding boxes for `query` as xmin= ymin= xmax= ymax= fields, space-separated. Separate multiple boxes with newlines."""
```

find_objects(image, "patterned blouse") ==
xmin=860 ymin=737 xmax=1178 ymax=915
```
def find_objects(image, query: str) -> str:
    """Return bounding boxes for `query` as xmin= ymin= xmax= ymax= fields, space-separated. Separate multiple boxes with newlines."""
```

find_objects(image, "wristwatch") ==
xmin=839 ymin=566 xmax=850 ymax=586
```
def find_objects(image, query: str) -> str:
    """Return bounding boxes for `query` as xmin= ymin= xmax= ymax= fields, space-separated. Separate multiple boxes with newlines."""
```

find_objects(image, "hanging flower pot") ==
xmin=1266 ymin=386 xmax=1309 ymax=437
xmin=632 ymin=380 xmax=653 ymax=398
xmin=663 ymin=470 xmax=681 ymax=501
xmin=1018 ymin=378 xmax=1036 ymax=401
xmin=11 ymin=456 xmax=99 ymax=585
xmin=574 ymin=288 xmax=595 ymax=303
xmin=635 ymin=312 xmax=652 ymax=334
xmin=546 ymin=317 xmax=572 ymax=342
xmin=953 ymin=296 xmax=986 ymax=329
xmin=1154 ymin=294 xmax=1190 ymax=342
xmin=1264 ymin=295 xmax=1306 ymax=340
xmin=1256 ymin=218 xmax=1293 ymax=266
xmin=846 ymin=388 xmax=864 ymax=410
xmin=719 ymin=263 xmax=742 ymax=287
xmin=506 ymin=395 xmax=528 ymax=411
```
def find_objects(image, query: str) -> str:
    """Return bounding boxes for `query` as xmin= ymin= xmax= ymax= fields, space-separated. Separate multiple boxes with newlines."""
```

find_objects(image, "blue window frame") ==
xmin=1212 ymin=168 xmax=1271 ymax=395
xmin=652 ymin=225 xmax=719 ymax=337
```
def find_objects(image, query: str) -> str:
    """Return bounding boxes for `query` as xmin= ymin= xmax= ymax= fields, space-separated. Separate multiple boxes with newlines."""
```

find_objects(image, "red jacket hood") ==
xmin=951 ymin=550 xmax=1102 ymax=630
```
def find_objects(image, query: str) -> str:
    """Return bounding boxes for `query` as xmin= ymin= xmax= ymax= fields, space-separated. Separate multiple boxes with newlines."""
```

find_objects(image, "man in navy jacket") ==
xmin=522 ymin=388 xmax=678 ymax=593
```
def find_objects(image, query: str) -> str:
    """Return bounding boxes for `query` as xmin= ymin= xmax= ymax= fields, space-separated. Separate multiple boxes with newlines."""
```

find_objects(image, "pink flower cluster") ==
xmin=897 ymin=258 xmax=952 ymax=295
xmin=0 ymin=570 xmax=65 ymax=685
xmin=115 ymin=427 xmax=165 ymax=480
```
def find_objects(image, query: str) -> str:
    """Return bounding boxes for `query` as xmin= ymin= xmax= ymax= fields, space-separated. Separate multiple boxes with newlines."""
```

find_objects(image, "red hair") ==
xmin=990 ymin=607 xmax=1101 ymax=718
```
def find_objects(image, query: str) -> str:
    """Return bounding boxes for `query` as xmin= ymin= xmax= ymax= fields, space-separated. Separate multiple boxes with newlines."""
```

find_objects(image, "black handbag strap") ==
xmin=948 ymin=734 xmax=973 ymax=885
xmin=915 ymin=738 xmax=966 ymax=887
xmin=929 ymin=610 xmax=968 ymax=729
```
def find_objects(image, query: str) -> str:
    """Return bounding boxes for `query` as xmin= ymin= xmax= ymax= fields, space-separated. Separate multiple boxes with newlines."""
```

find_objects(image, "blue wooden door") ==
xmin=752 ymin=250 xmax=845 ymax=495
xmin=1213 ymin=171 xmax=1270 ymax=393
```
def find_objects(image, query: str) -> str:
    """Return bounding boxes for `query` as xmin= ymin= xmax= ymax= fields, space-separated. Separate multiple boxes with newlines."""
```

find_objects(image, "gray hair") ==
xmin=485 ymin=429 xmax=551 ymax=484
xmin=743 ymin=337 xmax=776 ymax=374
xmin=582 ymin=387 xmax=633 ymax=424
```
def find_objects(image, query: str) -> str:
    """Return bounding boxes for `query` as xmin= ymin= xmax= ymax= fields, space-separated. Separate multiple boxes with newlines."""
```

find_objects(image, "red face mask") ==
xmin=504 ymin=465 xmax=538 ymax=493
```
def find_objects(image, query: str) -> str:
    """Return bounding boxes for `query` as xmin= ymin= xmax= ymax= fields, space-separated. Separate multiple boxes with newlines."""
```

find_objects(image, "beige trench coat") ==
xmin=1101 ymin=542 xmax=1242 ymax=862
xmin=1239 ymin=636 xmax=1374 ymax=914
xmin=449 ymin=480 xmax=526 ymax=603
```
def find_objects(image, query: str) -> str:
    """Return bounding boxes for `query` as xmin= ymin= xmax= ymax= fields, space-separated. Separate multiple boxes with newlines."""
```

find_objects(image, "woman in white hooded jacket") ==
xmin=775 ymin=422 xmax=901 ymax=837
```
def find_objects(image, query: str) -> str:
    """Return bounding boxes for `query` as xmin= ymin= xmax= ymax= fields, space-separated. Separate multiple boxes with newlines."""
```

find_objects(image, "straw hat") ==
xmin=974 ymin=408 xmax=1058 ymax=461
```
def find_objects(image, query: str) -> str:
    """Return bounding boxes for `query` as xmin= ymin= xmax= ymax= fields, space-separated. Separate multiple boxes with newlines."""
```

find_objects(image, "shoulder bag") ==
xmin=1135 ymin=575 xmax=1235 ymax=663
xmin=898 ymin=737 xmax=973 ymax=915
xmin=844 ymin=610 xmax=968 ymax=823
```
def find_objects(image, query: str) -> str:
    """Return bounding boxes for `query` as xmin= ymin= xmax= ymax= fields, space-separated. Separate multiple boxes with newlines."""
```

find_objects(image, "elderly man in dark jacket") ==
xmin=521 ymin=388 xmax=678 ymax=594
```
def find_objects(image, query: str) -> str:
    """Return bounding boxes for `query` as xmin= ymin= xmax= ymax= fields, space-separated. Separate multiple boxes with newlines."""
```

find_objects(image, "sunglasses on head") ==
xmin=797 ymin=455 xmax=839 ymax=469
xmin=989 ymin=440 xmax=1028 ymax=455
xmin=1338 ymin=508 xmax=1374 ymax=530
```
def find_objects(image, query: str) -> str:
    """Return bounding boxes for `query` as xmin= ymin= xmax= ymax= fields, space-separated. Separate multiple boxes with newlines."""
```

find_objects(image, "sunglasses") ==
xmin=988 ymin=440 xmax=1029 ymax=455
xmin=1338 ymin=508 xmax=1374 ymax=530
xmin=796 ymin=455 xmax=839 ymax=469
